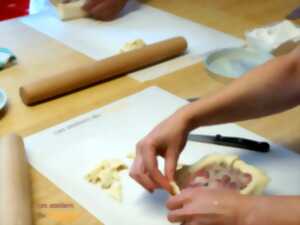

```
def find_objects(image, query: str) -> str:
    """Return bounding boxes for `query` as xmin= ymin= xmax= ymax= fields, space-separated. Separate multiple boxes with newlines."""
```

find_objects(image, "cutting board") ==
xmin=20 ymin=0 xmax=243 ymax=81
xmin=25 ymin=87 xmax=300 ymax=225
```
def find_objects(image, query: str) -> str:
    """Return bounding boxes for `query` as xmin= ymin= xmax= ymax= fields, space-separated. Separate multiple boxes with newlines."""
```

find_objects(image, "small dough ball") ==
xmin=120 ymin=39 xmax=146 ymax=53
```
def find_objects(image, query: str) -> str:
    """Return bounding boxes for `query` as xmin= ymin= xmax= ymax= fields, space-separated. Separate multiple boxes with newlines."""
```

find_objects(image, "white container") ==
xmin=245 ymin=20 xmax=300 ymax=54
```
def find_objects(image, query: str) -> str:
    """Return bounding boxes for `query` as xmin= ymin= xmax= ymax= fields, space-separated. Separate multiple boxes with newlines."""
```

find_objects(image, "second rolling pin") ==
xmin=0 ymin=134 xmax=32 ymax=225
xmin=20 ymin=36 xmax=188 ymax=105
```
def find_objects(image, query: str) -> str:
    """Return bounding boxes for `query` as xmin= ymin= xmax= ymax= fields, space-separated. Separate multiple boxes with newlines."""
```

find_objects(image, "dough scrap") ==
xmin=56 ymin=0 xmax=88 ymax=21
xmin=105 ymin=181 xmax=122 ymax=202
xmin=126 ymin=151 xmax=136 ymax=159
xmin=174 ymin=154 xmax=269 ymax=195
xmin=120 ymin=39 xmax=146 ymax=53
xmin=86 ymin=159 xmax=128 ymax=201
xmin=176 ymin=163 xmax=185 ymax=170
xmin=170 ymin=181 xmax=181 ymax=195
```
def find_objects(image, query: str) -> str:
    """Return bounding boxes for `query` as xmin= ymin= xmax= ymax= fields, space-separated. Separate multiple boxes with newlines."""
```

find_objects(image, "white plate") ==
xmin=204 ymin=47 xmax=273 ymax=79
xmin=0 ymin=89 xmax=8 ymax=112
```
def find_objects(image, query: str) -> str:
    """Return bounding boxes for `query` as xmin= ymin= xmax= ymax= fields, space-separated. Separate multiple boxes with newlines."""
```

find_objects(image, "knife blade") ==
xmin=188 ymin=134 xmax=270 ymax=153
xmin=186 ymin=97 xmax=200 ymax=102
xmin=287 ymin=6 xmax=300 ymax=20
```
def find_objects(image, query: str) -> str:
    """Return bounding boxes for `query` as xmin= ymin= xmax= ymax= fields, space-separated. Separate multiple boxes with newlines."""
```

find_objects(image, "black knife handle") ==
xmin=215 ymin=134 xmax=270 ymax=153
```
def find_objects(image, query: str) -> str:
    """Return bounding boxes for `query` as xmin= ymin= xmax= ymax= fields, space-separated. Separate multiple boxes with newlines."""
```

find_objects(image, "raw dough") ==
xmin=126 ymin=151 xmax=136 ymax=159
xmin=174 ymin=154 xmax=269 ymax=195
xmin=85 ymin=159 xmax=128 ymax=202
xmin=120 ymin=39 xmax=146 ymax=53
xmin=170 ymin=181 xmax=181 ymax=195
xmin=56 ymin=0 xmax=88 ymax=21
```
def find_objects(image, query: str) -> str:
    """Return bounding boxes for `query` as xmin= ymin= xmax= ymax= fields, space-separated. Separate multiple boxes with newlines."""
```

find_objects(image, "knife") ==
xmin=188 ymin=134 xmax=270 ymax=153
xmin=186 ymin=97 xmax=200 ymax=102
xmin=287 ymin=6 xmax=300 ymax=20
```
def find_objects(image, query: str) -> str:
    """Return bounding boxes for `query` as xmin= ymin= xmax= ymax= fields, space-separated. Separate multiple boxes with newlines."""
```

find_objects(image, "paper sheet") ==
xmin=25 ymin=87 xmax=300 ymax=225
xmin=21 ymin=1 xmax=244 ymax=81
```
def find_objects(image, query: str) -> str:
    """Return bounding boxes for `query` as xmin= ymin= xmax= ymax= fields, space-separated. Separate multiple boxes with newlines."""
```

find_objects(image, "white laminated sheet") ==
xmin=21 ymin=1 xmax=244 ymax=81
xmin=25 ymin=87 xmax=300 ymax=225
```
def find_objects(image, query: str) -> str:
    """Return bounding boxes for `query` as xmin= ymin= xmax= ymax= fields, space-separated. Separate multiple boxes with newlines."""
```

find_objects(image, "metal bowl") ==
xmin=204 ymin=47 xmax=273 ymax=81
xmin=0 ymin=88 xmax=8 ymax=112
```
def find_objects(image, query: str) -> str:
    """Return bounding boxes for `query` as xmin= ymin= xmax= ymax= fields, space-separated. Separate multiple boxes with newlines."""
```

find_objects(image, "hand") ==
xmin=130 ymin=112 xmax=190 ymax=193
xmin=83 ymin=0 xmax=128 ymax=21
xmin=166 ymin=187 xmax=248 ymax=225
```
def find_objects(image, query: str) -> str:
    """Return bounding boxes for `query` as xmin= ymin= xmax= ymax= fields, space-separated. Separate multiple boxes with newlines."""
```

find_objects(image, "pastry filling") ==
xmin=183 ymin=163 xmax=252 ymax=191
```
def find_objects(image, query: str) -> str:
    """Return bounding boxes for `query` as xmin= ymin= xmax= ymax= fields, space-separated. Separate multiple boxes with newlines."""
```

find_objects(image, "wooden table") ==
xmin=0 ymin=1 xmax=300 ymax=224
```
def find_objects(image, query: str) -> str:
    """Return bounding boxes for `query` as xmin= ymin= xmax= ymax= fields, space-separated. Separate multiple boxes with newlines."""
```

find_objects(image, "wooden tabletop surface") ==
xmin=0 ymin=1 xmax=300 ymax=224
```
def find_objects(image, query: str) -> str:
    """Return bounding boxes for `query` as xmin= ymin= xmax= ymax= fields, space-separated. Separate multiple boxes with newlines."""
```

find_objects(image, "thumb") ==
xmin=165 ymin=149 xmax=179 ymax=181
xmin=291 ymin=45 xmax=300 ymax=57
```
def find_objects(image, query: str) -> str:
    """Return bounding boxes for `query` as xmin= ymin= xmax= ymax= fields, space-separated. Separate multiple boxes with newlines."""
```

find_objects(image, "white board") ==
xmin=25 ymin=87 xmax=300 ymax=225
xmin=20 ymin=1 xmax=244 ymax=81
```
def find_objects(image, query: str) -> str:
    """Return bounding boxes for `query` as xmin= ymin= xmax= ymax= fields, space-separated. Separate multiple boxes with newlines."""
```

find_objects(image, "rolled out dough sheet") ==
xmin=21 ymin=0 xmax=243 ymax=81
xmin=24 ymin=87 xmax=300 ymax=225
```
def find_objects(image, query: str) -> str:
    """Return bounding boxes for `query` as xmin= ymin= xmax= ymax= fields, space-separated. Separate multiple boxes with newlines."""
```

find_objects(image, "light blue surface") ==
xmin=204 ymin=47 xmax=274 ymax=78
xmin=0 ymin=48 xmax=16 ymax=69
xmin=0 ymin=88 xmax=7 ymax=111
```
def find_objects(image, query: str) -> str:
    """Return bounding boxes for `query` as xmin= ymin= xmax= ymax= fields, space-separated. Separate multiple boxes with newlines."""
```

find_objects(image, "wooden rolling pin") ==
xmin=20 ymin=36 xmax=188 ymax=105
xmin=0 ymin=134 xmax=32 ymax=225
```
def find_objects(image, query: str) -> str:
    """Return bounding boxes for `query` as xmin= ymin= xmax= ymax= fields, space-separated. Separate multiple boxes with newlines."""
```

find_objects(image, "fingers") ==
xmin=168 ymin=208 xmax=197 ymax=223
xmin=166 ymin=189 xmax=193 ymax=210
xmin=291 ymin=44 xmax=300 ymax=58
xmin=168 ymin=208 xmax=187 ymax=223
xmin=182 ymin=220 xmax=199 ymax=225
xmin=82 ymin=0 xmax=103 ymax=11
xmin=165 ymin=149 xmax=179 ymax=181
xmin=130 ymin=140 xmax=172 ymax=193
xmin=83 ymin=0 xmax=127 ymax=21
xmin=143 ymin=145 xmax=172 ymax=192
xmin=129 ymin=149 xmax=157 ymax=192
xmin=89 ymin=0 xmax=113 ymax=20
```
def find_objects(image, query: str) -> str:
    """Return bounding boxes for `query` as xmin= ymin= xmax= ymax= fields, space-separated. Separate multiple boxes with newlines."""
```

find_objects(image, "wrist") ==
xmin=174 ymin=106 xmax=196 ymax=133
xmin=239 ymin=196 xmax=274 ymax=225
xmin=237 ymin=195 xmax=259 ymax=225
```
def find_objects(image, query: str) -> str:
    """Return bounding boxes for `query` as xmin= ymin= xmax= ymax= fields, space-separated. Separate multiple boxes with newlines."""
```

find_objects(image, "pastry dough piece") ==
xmin=183 ymin=154 xmax=239 ymax=174
xmin=175 ymin=154 xmax=269 ymax=195
xmin=233 ymin=160 xmax=269 ymax=195
xmin=120 ymin=39 xmax=146 ymax=53
xmin=126 ymin=151 xmax=136 ymax=159
xmin=85 ymin=159 xmax=128 ymax=202
xmin=97 ymin=169 xmax=116 ymax=189
xmin=175 ymin=154 xmax=239 ymax=188
xmin=105 ymin=181 xmax=122 ymax=202
xmin=57 ymin=0 xmax=88 ymax=21
xmin=170 ymin=181 xmax=181 ymax=195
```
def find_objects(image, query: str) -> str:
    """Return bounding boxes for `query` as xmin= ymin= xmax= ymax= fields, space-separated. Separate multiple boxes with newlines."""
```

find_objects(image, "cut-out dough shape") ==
xmin=172 ymin=154 xmax=269 ymax=195
xmin=56 ymin=0 xmax=88 ymax=21
xmin=86 ymin=159 xmax=128 ymax=202
xmin=120 ymin=39 xmax=146 ymax=53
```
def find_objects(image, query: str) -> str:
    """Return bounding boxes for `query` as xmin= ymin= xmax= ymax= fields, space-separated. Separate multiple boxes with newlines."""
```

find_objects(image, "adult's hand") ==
xmin=167 ymin=187 xmax=248 ymax=225
xmin=83 ymin=0 xmax=128 ymax=21
xmin=167 ymin=186 xmax=300 ymax=225
xmin=130 ymin=112 xmax=191 ymax=193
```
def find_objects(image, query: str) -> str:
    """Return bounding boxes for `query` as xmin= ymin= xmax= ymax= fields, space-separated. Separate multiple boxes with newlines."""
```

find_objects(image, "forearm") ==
xmin=242 ymin=195 xmax=300 ymax=225
xmin=177 ymin=49 xmax=300 ymax=131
